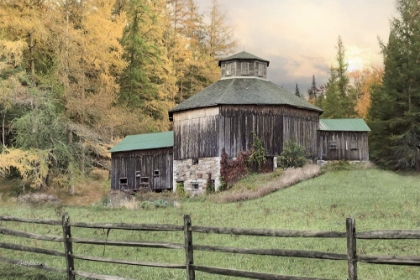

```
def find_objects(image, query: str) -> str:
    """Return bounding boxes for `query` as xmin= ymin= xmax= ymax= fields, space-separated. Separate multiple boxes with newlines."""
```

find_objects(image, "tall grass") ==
xmin=0 ymin=168 xmax=419 ymax=279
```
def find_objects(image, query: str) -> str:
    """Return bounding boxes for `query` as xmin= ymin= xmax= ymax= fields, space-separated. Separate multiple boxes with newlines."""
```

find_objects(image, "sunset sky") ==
xmin=197 ymin=0 xmax=396 ymax=93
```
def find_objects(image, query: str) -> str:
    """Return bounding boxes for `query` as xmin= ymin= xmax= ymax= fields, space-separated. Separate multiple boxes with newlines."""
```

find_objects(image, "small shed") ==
xmin=110 ymin=131 xmax=174 ymax=191
xmin=318 ymin=119 xmax=370 ymax=161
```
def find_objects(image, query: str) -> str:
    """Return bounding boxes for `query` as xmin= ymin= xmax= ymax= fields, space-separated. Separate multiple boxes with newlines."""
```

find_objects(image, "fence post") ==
xmin=62 ymin=212 xmax=75 ymax=280
xmin=184 ymin=214 xmax=195 ymax=280
xmin=346 ymin=217 xmax=357 ymax=280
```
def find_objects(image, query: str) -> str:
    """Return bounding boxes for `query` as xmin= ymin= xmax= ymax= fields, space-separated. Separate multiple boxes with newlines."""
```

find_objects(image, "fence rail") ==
xmin=0 ymin=214 xmax=419 ymax=279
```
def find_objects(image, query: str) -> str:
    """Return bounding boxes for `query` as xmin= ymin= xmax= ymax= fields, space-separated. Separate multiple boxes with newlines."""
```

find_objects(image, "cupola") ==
xmin=218 ymin=51 xmax=270 ymax=79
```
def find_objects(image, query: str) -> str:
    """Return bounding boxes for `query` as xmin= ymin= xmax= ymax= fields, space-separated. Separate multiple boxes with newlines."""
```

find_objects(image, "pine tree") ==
xmin=295 ymin=83 xmax=301 ymax=97
xmin=369 ymin=0 xmax=420 ymax=171
xmin=307 ymin=74 xmax=319 ymax=102
xmin=321 ymin=37 xmax=356 ymax=118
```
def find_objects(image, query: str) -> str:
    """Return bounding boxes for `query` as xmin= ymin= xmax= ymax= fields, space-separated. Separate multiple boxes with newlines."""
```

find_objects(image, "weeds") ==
xmin=211 ymin=164 xmax=322 ymax=203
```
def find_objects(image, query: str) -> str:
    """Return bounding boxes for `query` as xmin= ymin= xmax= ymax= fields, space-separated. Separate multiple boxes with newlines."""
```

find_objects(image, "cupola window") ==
xmin=225 ymin=63 xmax=232 ymax=76
xmin=258 ymin=63 xmax=264 ymax=76
xmin=241 ymin=62 xmax=249 ymax=75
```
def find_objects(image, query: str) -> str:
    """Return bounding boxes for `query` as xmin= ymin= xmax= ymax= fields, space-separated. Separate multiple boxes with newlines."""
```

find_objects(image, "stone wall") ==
xmin=173 ymin=157 xmax=221 ymax=194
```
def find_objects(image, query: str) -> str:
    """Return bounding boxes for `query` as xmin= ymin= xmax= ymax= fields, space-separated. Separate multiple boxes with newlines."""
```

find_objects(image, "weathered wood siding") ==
xmin=173 ymin=107 xmax=220 ymax=160
xmin=282 ymin=107 xmax=320 ymax=157
xmin=318 ymin=131 xmax=369 ymax=161
xmin=111 ymin=148 xmax=173 ymax=191
xmin=220 ymin=105 xmax=319 ymax=158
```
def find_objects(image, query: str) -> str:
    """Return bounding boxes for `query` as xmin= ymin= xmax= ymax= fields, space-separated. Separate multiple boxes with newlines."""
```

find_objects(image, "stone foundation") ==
xmin=173 ymin=157 xmax=221 ymax=194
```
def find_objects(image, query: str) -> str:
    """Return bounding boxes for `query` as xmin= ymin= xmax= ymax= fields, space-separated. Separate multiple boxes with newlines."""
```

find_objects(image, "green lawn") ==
xmin=0 ymin=168 xmax=419 ymax=279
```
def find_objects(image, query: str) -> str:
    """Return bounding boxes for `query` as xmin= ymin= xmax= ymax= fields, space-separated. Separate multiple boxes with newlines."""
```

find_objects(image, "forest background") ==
xmin=0 ymin=0 xmax=418 ymax=193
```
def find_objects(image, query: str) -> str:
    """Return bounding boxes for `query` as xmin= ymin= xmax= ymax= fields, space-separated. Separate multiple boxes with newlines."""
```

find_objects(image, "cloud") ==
xmin=195 ymin=0 xmax=395 ymax=91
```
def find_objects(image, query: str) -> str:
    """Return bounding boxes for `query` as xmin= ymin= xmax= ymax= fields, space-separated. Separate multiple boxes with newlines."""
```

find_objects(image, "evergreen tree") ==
xmin=307 ymin=74 xmax=319 ymax=102
xmin=369 ymin=0 xmax=420 ymax=171
xmin=295 ymin=83 xmax=301 ymax=97
xmin=322 ymin=37 xmax=356 ymax=118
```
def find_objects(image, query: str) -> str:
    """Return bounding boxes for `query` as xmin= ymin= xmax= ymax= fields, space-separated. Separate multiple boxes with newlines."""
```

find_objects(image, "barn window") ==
xmin=192 ymin=183 xmax=199 ymax=190
xmin=192 ymin=158 xmax=199 ymax=165
xmin=241 ymin=62 xmax=249 ymax=75
xmin=154 ymin=170 xmax=160 ymax=177
xmin=119 ymin=178 xmax=128 ymax=185
xmin=258 ymin=63 xmax=264 ymax=76
xmin=225 ymin=63 xmax=232 ymax=76
xmin=329 ymin=142 xmax=337 ymax=150
xmin=140 ymin=177 xmax=149 ymax=188
xmin=350 ymin=142 xmax=358 ymax=150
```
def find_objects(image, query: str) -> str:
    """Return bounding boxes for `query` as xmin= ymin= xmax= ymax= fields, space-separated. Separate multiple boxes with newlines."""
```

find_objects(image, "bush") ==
xmin=278 ymin=141 xmax=307 ymax=168
xmin=248 ymin=131 xmax=266 ymax=171
xmin=176 ymin=182 xmax=188 ymax=198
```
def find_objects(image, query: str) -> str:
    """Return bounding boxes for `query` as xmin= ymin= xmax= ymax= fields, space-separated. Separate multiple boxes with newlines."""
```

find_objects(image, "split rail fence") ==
xmin=0 ymin=214 xmax=419 ymax=279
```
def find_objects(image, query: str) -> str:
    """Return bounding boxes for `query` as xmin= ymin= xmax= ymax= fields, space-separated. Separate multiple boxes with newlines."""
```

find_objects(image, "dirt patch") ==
xmin=17 ymin=193 xmax=61 ymax=205
xmin=211 ymin=164 xmax=322 ymax=203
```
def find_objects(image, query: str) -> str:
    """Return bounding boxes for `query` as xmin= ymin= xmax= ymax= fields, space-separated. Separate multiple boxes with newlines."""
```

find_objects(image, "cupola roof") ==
xmin=218 ymin=51 xmax=270 ymax=67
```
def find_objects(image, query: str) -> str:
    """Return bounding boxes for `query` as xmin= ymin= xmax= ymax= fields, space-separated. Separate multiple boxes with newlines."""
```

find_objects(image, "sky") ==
xmin=196 ymin=0 xmax=396 ymax=93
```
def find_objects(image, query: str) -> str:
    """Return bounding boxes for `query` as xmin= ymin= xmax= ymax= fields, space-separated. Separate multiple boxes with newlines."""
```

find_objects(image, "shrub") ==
xmin=175 ymin=182 xmax=188 ymax=198
xmin=206 ymin=178 xmax=215 ymax=194
xmin=278 ymin=141 xmax=307 ymax=168
xmin=248 ymin=131 xmax=266 ymax=171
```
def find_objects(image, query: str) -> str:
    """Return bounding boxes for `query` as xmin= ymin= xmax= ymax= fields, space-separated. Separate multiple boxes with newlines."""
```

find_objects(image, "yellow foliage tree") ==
xmin=348 ymin=65 xmax=384 ymax=119
xmin=0 ymin=148 xmax=50 ymax=188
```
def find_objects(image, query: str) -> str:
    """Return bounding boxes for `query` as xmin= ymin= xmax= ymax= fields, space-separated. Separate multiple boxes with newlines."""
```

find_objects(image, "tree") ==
xmin=348 ymin=65 xmax=384 ymax=119
xmin=307 ymin=75 xmax=319 ymax=102
xmin=321 ymin=37 xmax=356 ymax=118
xmin=205 ymin=0 xmax=237 ymax=59
xmin=118 ymin=0 xmax=174 ymax=133
xmin=295 ymin=83 xmax=301 ymax=97
xmin=369 ymin=0 xmax=420 ymax=171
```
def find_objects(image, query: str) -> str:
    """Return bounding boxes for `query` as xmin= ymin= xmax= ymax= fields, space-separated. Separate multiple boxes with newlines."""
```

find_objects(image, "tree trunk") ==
xmin=2 ymin=111 xmax=5 ymax=147
xmin=68 ymin=128 xmax=74 ymax=195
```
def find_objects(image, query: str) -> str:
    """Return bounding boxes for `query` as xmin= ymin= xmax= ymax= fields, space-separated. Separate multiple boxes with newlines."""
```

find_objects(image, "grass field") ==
xmin=0 ymin=167 xmax=420 ymax=279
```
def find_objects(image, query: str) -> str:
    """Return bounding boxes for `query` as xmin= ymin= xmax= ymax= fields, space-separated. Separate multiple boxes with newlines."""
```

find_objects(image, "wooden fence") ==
xmin=0 ymin=214 xmax=419 ymax=279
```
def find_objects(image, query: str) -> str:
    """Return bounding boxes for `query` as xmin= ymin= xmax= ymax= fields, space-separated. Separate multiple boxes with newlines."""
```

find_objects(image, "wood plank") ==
xmin=74 ymin=270 xmax=135 ymax=280
xmin=193 ymin=264 xmax=335 ymax=280
xmin=184 ymin=214 xmax=195 ymax=279
xmin=69 ymin=238 xmax=183 ymax=249
xmin=357 ymin=254 xmax=420 ymax=266
xmin=191 ymin=226 xmax=346 ymax=238
xmin=0 ymin=227 xmax=63 ymax=242
xmin=0 ymin=215 xmax=61 ymax=225
xmin=72 ymin=254 xmax=186 ymax=269
xmin=357 ymin=230 xmax=420 ymax=239
xmin=62 ymin=212 xmax=75 ymax=280
xmin=0 ymin=242 xmax=65 ymax=257
xmin=193 ymin=245 xmax=346 ymax=260
xmin=69 ymin=222 xmax=183 ymax=231
xmin=346 ymin=218 xmax=357 ymax=280
xmin=0 ymin=256 xmax=66 ymax=274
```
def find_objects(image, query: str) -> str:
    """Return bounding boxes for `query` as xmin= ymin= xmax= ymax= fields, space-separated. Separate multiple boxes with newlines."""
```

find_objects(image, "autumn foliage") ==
xmin=0 ymin=0 xmax=237 ymax=189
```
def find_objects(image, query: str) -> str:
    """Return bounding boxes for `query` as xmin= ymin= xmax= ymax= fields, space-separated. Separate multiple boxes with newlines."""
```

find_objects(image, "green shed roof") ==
xmin=109 ymin=131 xmax=173 ymax=153
xmin=319 ymin=119 xmax=371 ymax=132
xmin=169 ymin=78 xmax=322 ymax=116
xmin=218 ymin=51 xmax=270 ymax=66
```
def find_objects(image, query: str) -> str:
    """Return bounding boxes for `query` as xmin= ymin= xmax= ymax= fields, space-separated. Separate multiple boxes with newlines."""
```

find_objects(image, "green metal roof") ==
xmin=169 ymin=78 xmax=322 ymax=116
xmin=319 ymin=119 xmax=371 ymax=132
xmin=109 ymin=131 xmax=173 ymax=153
xmin=218 ymin=51 xmax=270 ymax=66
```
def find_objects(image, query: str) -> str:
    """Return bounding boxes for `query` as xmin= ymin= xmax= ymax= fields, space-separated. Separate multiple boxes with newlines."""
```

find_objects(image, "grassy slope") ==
xmin=0 ymin=168 xmax=419 ymax=279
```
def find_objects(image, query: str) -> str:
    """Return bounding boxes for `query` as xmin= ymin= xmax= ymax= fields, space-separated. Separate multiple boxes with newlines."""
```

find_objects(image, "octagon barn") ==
xmin=169 ymin=52 xmax=322 ymax=193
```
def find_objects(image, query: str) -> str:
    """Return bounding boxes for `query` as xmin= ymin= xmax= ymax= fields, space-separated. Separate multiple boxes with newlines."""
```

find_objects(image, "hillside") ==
xmin=0 ymin=167 xmax=419 ymax=279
